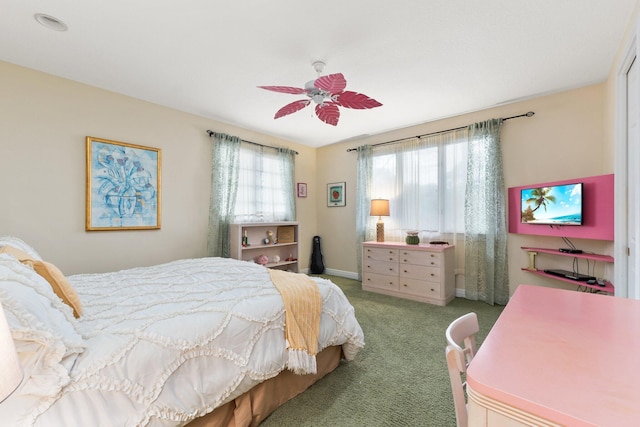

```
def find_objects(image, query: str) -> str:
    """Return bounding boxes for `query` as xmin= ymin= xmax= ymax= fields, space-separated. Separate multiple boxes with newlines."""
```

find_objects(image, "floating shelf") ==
xmin=521 ymin=268 xmax=614 ymax=293
xmin=521 ymin=247 xmax=614 ymax=263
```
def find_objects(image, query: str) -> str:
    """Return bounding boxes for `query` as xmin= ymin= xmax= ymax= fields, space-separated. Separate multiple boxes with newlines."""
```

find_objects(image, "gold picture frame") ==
xmin=86 ymin=136 xmax=161 ymax=231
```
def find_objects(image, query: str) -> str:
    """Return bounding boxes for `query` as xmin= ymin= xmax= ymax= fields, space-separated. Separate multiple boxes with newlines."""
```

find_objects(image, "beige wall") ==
xmin=0 ymin=61 xmax=316 ymax=274
xmin=316 ymin=83 xmax=612 ymax=294
xmin=0 ymin=57 xmax=623 ymax=295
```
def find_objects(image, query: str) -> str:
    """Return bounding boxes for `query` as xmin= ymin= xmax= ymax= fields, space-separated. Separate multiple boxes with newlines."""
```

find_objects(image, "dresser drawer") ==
xmin=363 ymin=260 xmax=398 ymax=276
xmin=363 ymin=273 xmax=399 ymax=291
xmin=399 ymin=264 xmax=441 ymax=282
xmin=363 ymin=246 xmax=398 ymax=263
xmin=399 ymin=250 xmax=442 ymax=267
xmin=399 ymin=277 xmax=442 ymax=298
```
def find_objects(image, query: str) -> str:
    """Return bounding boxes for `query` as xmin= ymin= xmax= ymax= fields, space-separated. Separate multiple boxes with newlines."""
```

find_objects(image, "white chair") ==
xmin=445 ymin=312 xmax=480 ymax=427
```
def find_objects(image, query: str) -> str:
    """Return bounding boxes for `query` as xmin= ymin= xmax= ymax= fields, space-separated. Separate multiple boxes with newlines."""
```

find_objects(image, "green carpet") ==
xmin=261 ymin=275 xmax=504 ymax=427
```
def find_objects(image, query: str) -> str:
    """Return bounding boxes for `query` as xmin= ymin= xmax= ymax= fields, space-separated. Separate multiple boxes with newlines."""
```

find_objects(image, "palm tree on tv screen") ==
xmin=525 ymin=187 xmax=556 ymax=215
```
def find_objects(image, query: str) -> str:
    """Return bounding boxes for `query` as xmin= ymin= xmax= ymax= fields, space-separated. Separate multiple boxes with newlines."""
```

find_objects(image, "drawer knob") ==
xmin=430 ymin=273 xmax=435 ymax=277
xmin=404 ymin=270 xmax=408 ymax=273
xmin=403 ymin=284 xmax=408 ymax=287
xmin=389 ymin=258 xmax=393 ymax=261
xmin=430 ymin=254 xmax=435 ymax=257
xmin=403 ymin=259 xmax=408 ymax=262
xmin=430 ymin=288 xmax=435 ymax=292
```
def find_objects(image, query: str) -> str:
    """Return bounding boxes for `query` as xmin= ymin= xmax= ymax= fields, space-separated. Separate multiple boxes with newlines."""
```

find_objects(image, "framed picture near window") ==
xmin=327 ymin=182 xmax=346 ymax=207
xmin=297 ymin=182 xmax=307 ymax=198
xmin=86 ymin=136 xmax=161 ymax=231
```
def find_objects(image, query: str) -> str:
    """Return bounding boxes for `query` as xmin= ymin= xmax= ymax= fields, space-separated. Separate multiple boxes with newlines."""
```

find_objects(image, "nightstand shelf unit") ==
xmin=521 ymin=247 xmax=614 ymax=293
xmin=230 ymin=222 xmax=299 ymax=272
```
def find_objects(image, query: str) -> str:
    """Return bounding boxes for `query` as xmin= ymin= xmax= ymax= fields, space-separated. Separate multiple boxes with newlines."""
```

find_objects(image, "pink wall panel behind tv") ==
xmin=508 ymin=174 xmax=614 ymax=241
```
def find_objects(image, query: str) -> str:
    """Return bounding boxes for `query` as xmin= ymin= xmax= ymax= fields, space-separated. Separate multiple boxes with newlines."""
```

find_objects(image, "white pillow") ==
xmin=0 ymin=255 xmax=85 ymax=398
xmin=0 ymin=236 xmax=42 ymax=261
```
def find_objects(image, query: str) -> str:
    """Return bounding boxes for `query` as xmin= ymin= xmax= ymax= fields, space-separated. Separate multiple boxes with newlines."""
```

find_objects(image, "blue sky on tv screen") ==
xmin=521 ymin=183 xmax=582 ymax=223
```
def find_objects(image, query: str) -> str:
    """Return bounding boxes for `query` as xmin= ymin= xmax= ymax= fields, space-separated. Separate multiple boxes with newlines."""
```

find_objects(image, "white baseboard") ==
xmin=323 ymin=268 xmax=359 ymax=280
xmin=455 ymin=288 xmax=466 ymax=298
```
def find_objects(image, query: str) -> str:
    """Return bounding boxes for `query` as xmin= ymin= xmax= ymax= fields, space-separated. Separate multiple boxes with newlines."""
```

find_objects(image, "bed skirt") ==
xmin=186 ymin=345 xmax=343 ymax=427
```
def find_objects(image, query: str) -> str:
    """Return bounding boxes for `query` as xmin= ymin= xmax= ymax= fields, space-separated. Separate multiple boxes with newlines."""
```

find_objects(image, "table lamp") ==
xmin=370 ymin=199 xmax=390 ymax=242
xmin=0 ymin=302 xmax=22 ymax=403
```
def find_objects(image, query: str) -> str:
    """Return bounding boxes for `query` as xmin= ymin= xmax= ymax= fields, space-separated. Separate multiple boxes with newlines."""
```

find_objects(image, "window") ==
xmin=370 ymin=130 xmax=468 ymax=240
xmin=233 ymin=143 xmax=293 ymax=223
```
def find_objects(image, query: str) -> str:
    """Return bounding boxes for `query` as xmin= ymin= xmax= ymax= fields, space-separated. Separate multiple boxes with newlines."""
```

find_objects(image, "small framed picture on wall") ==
xmin=327 ymin=182 xmax=346 ymax=207
xmin=297 ymin=182 xmax=307 ymax=198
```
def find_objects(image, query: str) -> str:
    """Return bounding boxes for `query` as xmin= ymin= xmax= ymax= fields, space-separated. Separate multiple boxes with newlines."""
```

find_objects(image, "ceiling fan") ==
xmin=258 ymin=61 xmax=382 ymax=126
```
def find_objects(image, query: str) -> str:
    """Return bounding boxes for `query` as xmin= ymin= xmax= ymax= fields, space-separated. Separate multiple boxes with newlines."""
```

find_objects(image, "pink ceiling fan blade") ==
xmin=314 ymin=73 xmax=347 ymax=94
xmin=335 ymin=91 xmax=383 ymax=109
xmin=315 ymin=103 xmax=340 ymax=126
xmin=274 ymin=99 xmax=311 ymax=119
xmin=258 ymin=86 xmax=307 ymax=95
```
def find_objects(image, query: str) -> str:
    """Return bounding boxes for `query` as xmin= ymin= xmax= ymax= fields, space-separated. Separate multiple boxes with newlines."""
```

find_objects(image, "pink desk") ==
xmin=467 ymin=285 xmax=640 ymax=427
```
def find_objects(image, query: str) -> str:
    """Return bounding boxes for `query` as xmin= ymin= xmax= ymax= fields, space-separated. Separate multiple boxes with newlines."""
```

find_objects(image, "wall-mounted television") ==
xmin=520 ymin=183 xmax=583 ymax=225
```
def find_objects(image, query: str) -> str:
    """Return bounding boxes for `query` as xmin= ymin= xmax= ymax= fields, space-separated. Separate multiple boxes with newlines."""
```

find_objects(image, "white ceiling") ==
xmin=1 ymin=1 xmax=637 ymax=147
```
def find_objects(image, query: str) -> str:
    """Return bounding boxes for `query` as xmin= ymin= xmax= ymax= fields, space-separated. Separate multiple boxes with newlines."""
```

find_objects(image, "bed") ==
xmin=0 ymin=237 xmax=365 ymax=426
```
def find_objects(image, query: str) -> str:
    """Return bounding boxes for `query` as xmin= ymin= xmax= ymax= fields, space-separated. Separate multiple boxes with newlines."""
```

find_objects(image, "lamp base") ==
xmin=376 ymin=220 xmax=385 ymax=242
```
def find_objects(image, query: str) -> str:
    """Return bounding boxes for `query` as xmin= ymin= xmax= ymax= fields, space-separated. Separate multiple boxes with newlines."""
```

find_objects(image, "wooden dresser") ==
xmin=361 ymin=241 xmax=455 ymax=306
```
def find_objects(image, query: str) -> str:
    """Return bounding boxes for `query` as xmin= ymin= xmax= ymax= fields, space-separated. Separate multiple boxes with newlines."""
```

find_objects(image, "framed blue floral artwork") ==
xmin=86 ymin=136 xmax=161 ymax=230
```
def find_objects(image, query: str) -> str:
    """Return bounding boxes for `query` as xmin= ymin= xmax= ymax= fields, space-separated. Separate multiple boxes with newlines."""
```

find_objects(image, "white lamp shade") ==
xmin=370 ymin=199 xmax=390 ymax=217
xmin=0 ymin=302 xmax=22 ymax=402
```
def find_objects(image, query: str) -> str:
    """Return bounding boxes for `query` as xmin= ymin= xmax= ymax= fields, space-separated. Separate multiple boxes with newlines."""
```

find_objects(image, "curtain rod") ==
xmin=345 ymin=111 xmax=535 ymax=152
xmin=206 ymin=130 xmax=299 ymax=155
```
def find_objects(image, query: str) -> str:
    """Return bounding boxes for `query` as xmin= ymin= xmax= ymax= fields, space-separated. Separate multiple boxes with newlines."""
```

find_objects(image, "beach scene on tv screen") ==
xmin=521 ymin=183 xmax=582 ymax=225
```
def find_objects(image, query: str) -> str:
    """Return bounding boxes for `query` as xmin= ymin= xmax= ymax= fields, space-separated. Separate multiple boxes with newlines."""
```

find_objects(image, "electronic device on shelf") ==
xmin=543 ymin=269 xmax=596 ymax=282
xmin=520 ymin=182 xmax=583 ymax=226
xmin=559 ymin=248 xmax=583 ymax=254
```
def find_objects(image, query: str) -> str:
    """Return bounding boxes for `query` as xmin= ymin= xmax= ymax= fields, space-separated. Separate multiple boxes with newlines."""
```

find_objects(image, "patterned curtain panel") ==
xmin=207 ymin=132 xmax=241 ymax=258
xmin=355 ymin=145 xmax=373 ymax=279
xmin=464 ymin=119 xmax=509 ymax=305
xmin=277 ymin=147 xmax=297 ymax=221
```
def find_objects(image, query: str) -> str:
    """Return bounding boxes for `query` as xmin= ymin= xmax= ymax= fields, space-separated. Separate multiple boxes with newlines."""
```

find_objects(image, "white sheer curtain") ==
xmin=233 ymin=144 xmax=296 ymax=223
xmin=369 ymin=129 xmax=468 ymax=244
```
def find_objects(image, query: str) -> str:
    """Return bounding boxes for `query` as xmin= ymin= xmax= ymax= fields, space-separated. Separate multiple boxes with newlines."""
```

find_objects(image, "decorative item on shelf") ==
xmin=405 ymin=231 xmax=420 ymax=245
xmin=370 ymin=199 xmax=390 ymax=242
xmin=277 ymin=226 xmax=295 ymax=243
xmin=264 ymin=230 xmax=276 ymax=245
xmin=256 ymin=254 xmax=269 ymax=265
xmin=271 ymin=255 xmax=281 ymax=264
xmin=242 ymin=230 xmax=249 ymax=247
xmin=285 ymin=254 xmax=298 ymax=262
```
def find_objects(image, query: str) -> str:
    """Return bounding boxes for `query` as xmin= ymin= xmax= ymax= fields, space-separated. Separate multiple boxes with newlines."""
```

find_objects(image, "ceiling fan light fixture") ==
xmin=34 ymin=13 xmax=68 ymax=31
xmin=312 ymin=61 xmax=326 ymax=75
xmin=258 ymin=61 xmax=382 ymax=126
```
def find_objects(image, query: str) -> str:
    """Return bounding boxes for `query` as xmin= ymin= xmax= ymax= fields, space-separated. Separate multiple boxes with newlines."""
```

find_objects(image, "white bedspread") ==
xmin=2 ymin=257 xmax=364 ymax=426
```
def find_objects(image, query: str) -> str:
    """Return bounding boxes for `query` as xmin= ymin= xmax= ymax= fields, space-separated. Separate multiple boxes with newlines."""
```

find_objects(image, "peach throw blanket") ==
xmin=269 ymin=269 xmax=322 ymax=374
